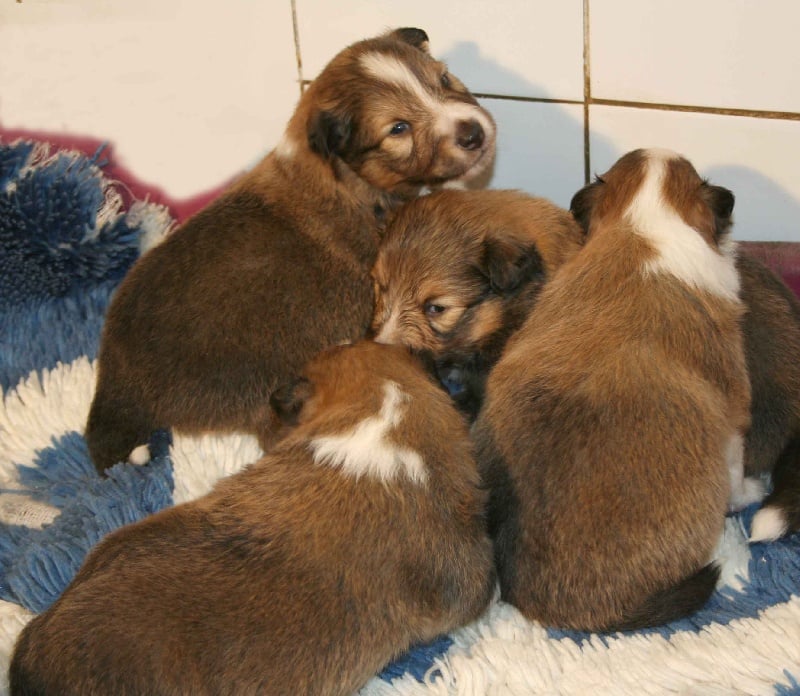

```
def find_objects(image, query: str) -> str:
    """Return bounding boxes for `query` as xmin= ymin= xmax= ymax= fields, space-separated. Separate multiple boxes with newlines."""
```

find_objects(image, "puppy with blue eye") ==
xmin=473 ymin=149 xmax=751 ymax=632
xmin=371 ymin=188 xmax=583 ymax=419
xmin=11 ymin=341 xmax=495 ymax=696
xmin=84 ymin=27 xmax=496 ymax=475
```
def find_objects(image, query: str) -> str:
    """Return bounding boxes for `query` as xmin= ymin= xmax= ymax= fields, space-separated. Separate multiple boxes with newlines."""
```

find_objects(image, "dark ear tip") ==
xmin=270 ymin=377 xmax=314 ymax=426
xmin=394 ymin=27 xmax=430 ymax=49
xmin=307 ymin=110 xmax=351 ymax=160
xmin=718 ymin=186 xmax=735 ymax=216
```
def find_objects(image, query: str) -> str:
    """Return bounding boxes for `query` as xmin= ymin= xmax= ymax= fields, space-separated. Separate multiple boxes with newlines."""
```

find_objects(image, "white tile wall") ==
xmin=0 ymin=0 xmax=298 ymax=198
xmin=1 ymin=0 xmax=798 ymax=241
xmin=590 ymin=0 xmax=800 ymax=113
xmin=295 ymin=0 xmax=584 ymax=100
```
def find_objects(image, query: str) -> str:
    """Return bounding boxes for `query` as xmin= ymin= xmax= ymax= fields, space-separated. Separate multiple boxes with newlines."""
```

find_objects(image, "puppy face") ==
xmin=371 ymin=189 xmax=583 ymax=356
xmin=304 ymin=28 xmax=496 ymax=196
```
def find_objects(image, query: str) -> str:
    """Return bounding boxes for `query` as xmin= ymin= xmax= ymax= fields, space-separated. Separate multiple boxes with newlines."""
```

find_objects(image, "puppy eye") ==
xmin=440 ymin=72 xmax=451 ymax=89
xmin=390 ymin=121 xmax=411 ymax=136
xmin=424 ymin=301 xmax=446 ymax=317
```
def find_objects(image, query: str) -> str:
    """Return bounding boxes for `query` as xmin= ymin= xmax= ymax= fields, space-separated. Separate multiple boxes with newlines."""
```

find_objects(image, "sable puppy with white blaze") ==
xmin=11 ymin=341 xmax=495 ymax=696
xmin=372 ymin=189 xmax=583 ymax=418
xmin=473 ymin=149 xmax=750 ymax=632
xmin=85 ymin=27 xmax=496 ymax=474
xmin=573 ymin=180 xmax=800 ymax=540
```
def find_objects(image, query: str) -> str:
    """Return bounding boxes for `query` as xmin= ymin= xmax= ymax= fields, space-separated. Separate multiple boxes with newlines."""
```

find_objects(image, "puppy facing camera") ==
xmin=371 ymin=189 xmax=583 ymax=418
xmin=11 ymin=341 xmax=495 ymax=695
xmin=84 ymin=27 xmax=496 ymax=475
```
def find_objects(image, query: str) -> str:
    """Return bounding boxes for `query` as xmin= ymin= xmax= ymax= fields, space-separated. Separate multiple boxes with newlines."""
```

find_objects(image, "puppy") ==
xmin=85 ymin=27 xmax=496 ymax=474
xmin=11 ymin=341 xmax=495 ymax=696
xmin=371 ymin=189 xmax=583 ymax=419
xmin=472 ymin=148 xmax=750 ymax=632
xmin=736 ymin=253 xmax=800 ymax=541
xmin=573 ymin=192 xmax=800 ymax=539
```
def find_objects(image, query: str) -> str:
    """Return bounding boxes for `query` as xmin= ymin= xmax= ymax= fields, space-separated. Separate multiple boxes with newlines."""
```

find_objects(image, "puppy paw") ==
xmin=729 ymin=476 xmax=766 ymax=512
xmin=128 ymin=444 xmax=152 ymax=466
xmin=749 ymin=506 xmax=788 ymax=543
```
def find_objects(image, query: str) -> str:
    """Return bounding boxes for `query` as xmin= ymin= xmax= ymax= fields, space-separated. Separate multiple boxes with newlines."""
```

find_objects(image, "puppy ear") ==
xmin=481 ymin=236 xmax=546 ymax=295
xmin=392 ymin=27 xmax=430 ymax=53
xmin=270 ymin=377 xmax=315 ymax=426
xmin=307 ymin=110 xmax=353 ymax=160
xmin=569 ymin=181 xmax=602 ymax=236
xmin=703 ymin=184 xmax=735 ymax=239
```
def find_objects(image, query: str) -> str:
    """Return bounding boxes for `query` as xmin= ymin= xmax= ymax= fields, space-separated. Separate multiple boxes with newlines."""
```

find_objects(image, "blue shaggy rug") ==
xmin=1 ymin=138 xmax=799 ymax=695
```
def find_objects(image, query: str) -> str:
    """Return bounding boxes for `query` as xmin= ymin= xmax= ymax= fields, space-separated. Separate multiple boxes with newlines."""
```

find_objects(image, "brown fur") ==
xmin=371 ymin=189 xmax=583 ymax=418
xmin=573 ymin=181 xmax=800 ymax=537
xmin=11 ymin=341 xmax=495 ymax=696
xmin=473 ymin=149 xmax=750 ymax=631
xmin=737 ymin=253 xmax=800 ymax=537
xmin=85 ymin=28 xmax=496 ymax=474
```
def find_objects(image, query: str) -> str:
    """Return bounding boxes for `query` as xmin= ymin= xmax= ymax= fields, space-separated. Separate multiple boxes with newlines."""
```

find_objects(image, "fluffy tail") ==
xmin=607 ymin=562 xmax=720 ymax=633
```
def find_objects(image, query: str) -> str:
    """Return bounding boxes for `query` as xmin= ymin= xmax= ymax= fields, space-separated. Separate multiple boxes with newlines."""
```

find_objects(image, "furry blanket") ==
xmin=1 ymin=138 xmax=799 ymax=695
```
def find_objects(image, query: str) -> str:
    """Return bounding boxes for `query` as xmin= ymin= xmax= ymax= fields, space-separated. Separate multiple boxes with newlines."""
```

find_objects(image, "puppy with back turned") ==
xmin=371 ymin=188 xmax=583 ymax=419
xmin=11 ymin=341 xmax=495 ymax=696
xmin=572 ymin=188 xmax=800 ymax=540
xmin=85 ymin=28 xmax=496 ymax=474
xmin=473 ymin=148 xmax=751 ymax=632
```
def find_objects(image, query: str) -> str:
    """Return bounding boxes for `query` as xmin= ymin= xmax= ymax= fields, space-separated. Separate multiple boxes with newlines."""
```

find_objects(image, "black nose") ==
xmin=456 ymin=120 xmax=484 ymax=150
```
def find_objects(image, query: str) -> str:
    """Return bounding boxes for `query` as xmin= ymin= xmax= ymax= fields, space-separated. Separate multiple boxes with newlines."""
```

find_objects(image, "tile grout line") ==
xmin=583 ymin=0 xmax=592 ymax=183
xmin=290 ymin=0 xmax=305 ymax=95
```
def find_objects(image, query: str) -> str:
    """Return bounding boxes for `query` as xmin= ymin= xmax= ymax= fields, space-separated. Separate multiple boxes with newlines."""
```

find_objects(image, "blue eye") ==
xmin=424 ymin=302 xmax=446 ymax=316
xmin=440 ymin=72 xmax=451 ymax=89
xmin=390 ymin=121 xmax=410 ymax=136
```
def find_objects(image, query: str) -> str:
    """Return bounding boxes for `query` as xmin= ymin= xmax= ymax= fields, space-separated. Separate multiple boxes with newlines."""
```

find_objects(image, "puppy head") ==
xmin=270 ymin=340 xmax=467 ymax=484
xmin=293 ymin=28 xmax=496 ymax=197
xmin=570 ymin=148 xmax=735 ymax=249
xmin=371 ymin=189 xmax=582 ymax=358
xmin=270 ymin=340 xmax=449 ymax=431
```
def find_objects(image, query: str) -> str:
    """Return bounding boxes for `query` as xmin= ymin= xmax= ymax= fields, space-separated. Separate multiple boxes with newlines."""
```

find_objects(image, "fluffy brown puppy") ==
xmin=736 ymin=254 xmax=800 ymax=541
xmin=473 ymin=148 xmax=750 ymax=632
xmin=371 ymin=189 xmax=583 ymax=418
xmin=11 ymin=341 xmax=495 ymax=696
xmin=85 ymin=27 xmax=496 ymax=474
xmin=573 ymin=195 xmax=800 ymax=540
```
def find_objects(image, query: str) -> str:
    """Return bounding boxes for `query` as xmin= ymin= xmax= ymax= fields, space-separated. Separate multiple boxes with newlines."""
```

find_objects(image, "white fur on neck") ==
xmin=628 ymin=152 xmax=740 ymax=302
xmin=310 ymin=380 xmax=427 ymax=484
xmin=274 ymin=132 xmax=298 ymax=159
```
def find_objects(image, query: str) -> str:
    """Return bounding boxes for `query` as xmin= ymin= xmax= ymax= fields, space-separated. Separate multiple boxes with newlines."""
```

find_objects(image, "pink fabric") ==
xmin=0 ymin=128 xmax=229 ymax=224
xmin=740 ymin=241 xmax=800 ymax=299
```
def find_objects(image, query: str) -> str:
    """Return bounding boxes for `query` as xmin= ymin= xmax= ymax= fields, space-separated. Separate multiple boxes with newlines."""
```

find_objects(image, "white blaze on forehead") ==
xmin=627 ymin=150 xmax=740 ymax=301
xmin=358 ymin=51 xmax=494 ymax=140
xmin=310 ymin=380 xmax=427 ymax=484
xmin=360 ymin=51 xmax=439 ymax=110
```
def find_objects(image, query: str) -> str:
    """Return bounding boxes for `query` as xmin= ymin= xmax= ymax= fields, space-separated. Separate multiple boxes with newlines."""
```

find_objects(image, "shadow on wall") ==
xmin=440 ymin=42 xmax=800 ymax=242
xmin=441 ymin=41 xmax=614 ymax=210
xmin=704 ymin=165 xmax=800 ymax=242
